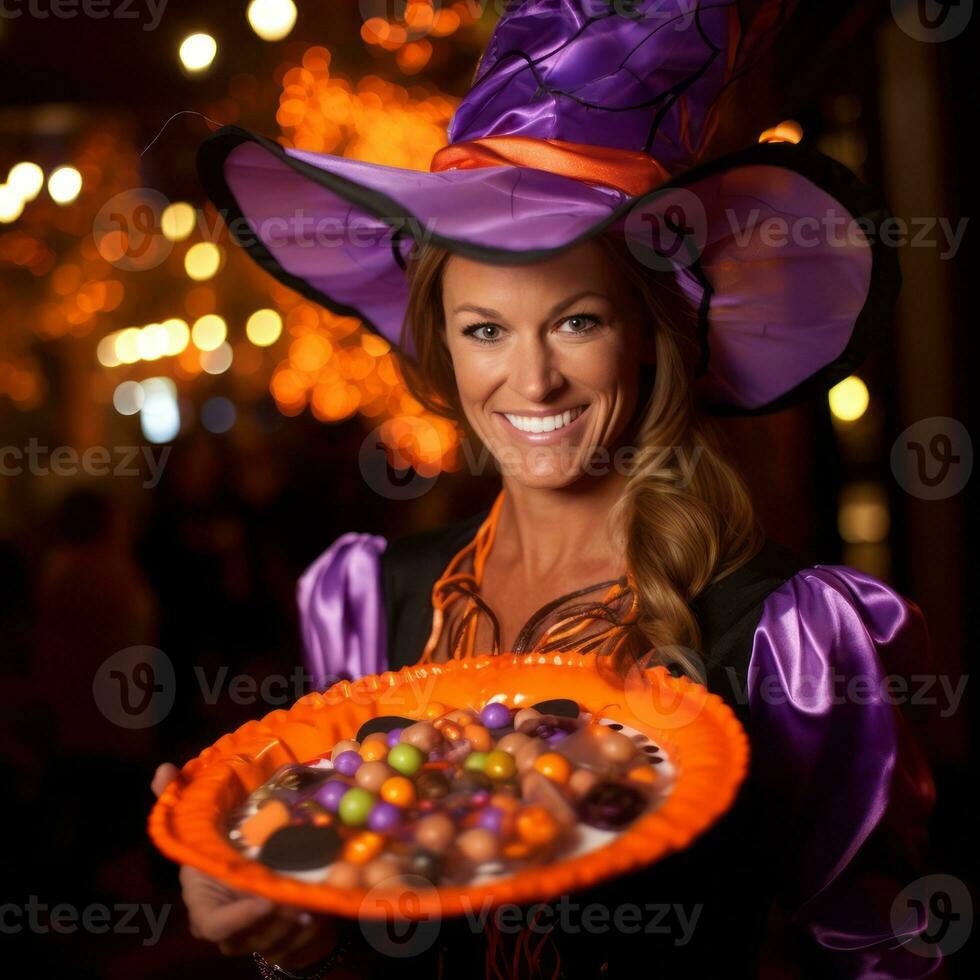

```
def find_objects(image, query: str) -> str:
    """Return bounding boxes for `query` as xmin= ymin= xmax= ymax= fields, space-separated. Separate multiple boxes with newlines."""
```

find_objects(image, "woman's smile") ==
xmin=495 ymin=404 xmax=590 ymax=443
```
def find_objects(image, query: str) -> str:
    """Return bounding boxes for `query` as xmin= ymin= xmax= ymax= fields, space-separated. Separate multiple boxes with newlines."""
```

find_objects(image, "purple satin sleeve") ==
xmin=296 ymin=533 xmax=388 ymax=686
xmin=750 ymin=566 xmax=943 ymax=977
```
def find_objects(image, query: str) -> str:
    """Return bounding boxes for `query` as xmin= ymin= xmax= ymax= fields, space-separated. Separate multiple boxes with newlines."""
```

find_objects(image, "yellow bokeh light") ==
xmin=759 ymin=120 xmax=804 ymax=144
xmin=114 ymin=327 xmax=141 ymax=364
xmin=161 ymin=202 xmax=196 ymax=241
xmin=838 ymin=483 xmax=890 ymax=544
xmin=8 ymin=162 xmax=44 ymax=202
xmin=47 ymin=166 xmax=82 ymax=204
xmin=246 ymin=308 xmax=283 ymax=346
xmin=184 ymin=242 xmax=222 ymax=281
xmin=179 ymin=33 xmax=217 ymax=72
xmin=191 ymin=313 xmax=227 ymax=351
xmin=828 ymin=375 xmax=869 ymax=422
xmin=97 ymin=333 xmax=121 ymax=367
xmin=137 ymin=323 xmax=170 ymax=361
xmin=247 ymin=0 xmax=297 ymax=42
xmin=162 ymin=317 xmax=191 ymax=356
xmin=0 ymin=184 xmax=24 ymax=223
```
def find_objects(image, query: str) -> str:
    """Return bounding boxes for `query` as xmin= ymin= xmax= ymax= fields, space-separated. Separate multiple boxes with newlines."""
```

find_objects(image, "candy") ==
xmin=361 ymin=736 xmax=390 ymax=762
xmin=463 ymin=752 xmax=488 ymax=772
xmin=414 ymin=770 xmax=451 ymax=801
xmin=386 ymin=728 xmax=405 ymax=748
xmin=457 ymin=828 xmax=499 ymax=863
xmin=338 ymin=787 xmax=375 ymax=826
xmin=453 ymin=770 xmax=491 ymax=793
xmin=342 ymin=830 xmax=385 ymax=864
xmin=521 ymin=770 xmax=577 ymax=830
xmin=533 ymin=753 xmax=572 ymax=784
xmin=241 ymin=800 xmax=290 ymax=847
xmin=314 ymin=778 xmax=350 ymax=813
xmin=577 ymin=781 xmax=647 ymax=830
xmin=568 ymin=768 xmax=600 ymax=800
xmin=463 ymin=724 xmax=492 ymax=752
xmin=355 ymin=716 xmax=414 ymax=743
xmin=415 ymin=813 xmax=455 ymax=854
xmin=475 ymin=805 xmax=504 ymax=834
xmin=355 ymin=760 xmax=395 ymax=793
xmin=259 ymin=824 xmax=342 ymax=870
xmin=480 ymin=702 xmax=512 ymax=729
xmin=368 ymin=801 xmax=404 ymax=832
xmin=334 ymin=750 xmax=363 ymax=777
xmin=484 ymin=750 xmax=517 ymax=781
xmin=438 ymin=721 xmax=465 ymax=742
xmin=362 ymin=854 xmax=406 ymax=888
xmin=513 ymin=708 xmax=541 ymax=730
xmin=387 ymin=743 xmax=426 ymax=776
xmin=399 ymin=722 xmax=441 ymax=754
xmin=380 ymin=775 xmax=417 ymax=808
xmin=421 ymin=702 xmax=447 ymax=720
xmin=406 ymin=849 xmax=442 ymax=883
xmin=597 ymin=729 xmax=637 ymax=765
xmin=495 ymin=732 xmax=532 ymax=756
xmin=514 ymin=739 xmax=546 ymax=774
xmin=324 ymin=860 xmax=361 ymax=888
xmin=516 ymin=805 xmax=560 ymax=846
xmin=330 ymin=740 xmax=360 ymax=761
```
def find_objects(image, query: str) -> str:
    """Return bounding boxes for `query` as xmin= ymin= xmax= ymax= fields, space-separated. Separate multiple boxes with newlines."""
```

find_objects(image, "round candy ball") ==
xmin=355 ymin=760 xmax=395 ymax=793
xmin=457 ymin=828 xmax=499 ymax=863
xmin=484 ymin=749 xmax=517 ymax=781
xmin=415 ymin=812 xmax=455 ymax=854
xmin=387 ymin=743 xmax=426 ymax=777
xmin=338 ymin=787 xmax=375 ymax=826
xmin=400 ymin=721 xmax=441 ymax=754
xmin=368 ymin=800 xmax=403 ymax=833
xmin=476 ymin=805 xmax=504 ymax=834
xmin=333 ymin=750 xmax=363 ymax=777
xmin=380 ymin=775 xmax=417 ymax=808
xmin=386 ymin=728 xmax=405 ymax=748
xmin=516 ymin=804 xmax=560 ymax=846
xmin=480 ymin=702 xmax=512 ymax=730
xmin=314 ymin=778 xmax=350 ymax=813
xmin=463 ymin=751 xmax=489 ymax=773
xmin=415 ymin=770 xmax=450 ymax=801
xmin=533 ymin=753 xmax=572 ymax=784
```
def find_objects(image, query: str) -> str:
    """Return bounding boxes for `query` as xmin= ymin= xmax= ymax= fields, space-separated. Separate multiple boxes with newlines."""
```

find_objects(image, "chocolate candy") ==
xmin=415 ymin=812 xmax=454 ymax=853
xmin=415 ymin=769 xmax=450 ymax=800
xmin=259 ymin=824 xmax=342 ymax=871
xmin=355 ymin=760 xmax=395 ymax=793
xmin=453 ymin=769 xmax=491 ymax=793
xmin=406 ymin=848 xmax=442 ymax=883
xmin=457 ymin=827 xmax=499 ymax=863
xmin=400 ymin=721 xmax=441 ymax=753
xmin=577 ymin=780 xmax=648 ymax=830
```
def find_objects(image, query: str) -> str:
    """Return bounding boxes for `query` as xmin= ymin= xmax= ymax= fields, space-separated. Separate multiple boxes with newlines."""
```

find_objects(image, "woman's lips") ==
xmin=493 ymin=402 xmax=591 ymax=446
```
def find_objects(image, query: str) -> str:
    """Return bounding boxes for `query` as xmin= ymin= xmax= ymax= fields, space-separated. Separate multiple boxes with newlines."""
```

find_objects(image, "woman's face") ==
xmin=442 ymin=239 xmax=651 ymax=490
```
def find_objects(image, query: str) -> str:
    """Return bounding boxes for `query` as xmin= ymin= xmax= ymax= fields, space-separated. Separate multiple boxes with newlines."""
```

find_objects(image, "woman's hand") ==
xmin=151 ymin=762 xmax=342 ymax=972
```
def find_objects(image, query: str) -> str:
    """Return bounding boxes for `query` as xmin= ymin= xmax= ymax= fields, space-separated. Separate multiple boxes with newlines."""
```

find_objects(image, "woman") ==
xmin=156 ymin=1 xmax=944 ymax=976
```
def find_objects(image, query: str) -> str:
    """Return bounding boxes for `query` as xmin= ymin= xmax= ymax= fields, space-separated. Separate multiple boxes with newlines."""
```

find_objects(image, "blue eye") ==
xmin=463 ymin=313 xmax=602 ymax=345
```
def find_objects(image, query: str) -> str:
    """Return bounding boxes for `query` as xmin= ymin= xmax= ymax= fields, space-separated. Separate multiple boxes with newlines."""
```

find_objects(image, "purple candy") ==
xmin=368 ymin=801 xmax=403 ymax=832
xmin=314 ymin=778 xmax=350 ymax=812
xmin=480 ymin=702 xmax=511 ymax=729
xmin=333 ymin=750 xmax=363 ymax=776
xmin=475 ymin=805 xmax=504 ymax=833
xmin=546 ymin=730 xmax=569 ymax=746
xmin=386 ymin=728 xmax=405 ymax=747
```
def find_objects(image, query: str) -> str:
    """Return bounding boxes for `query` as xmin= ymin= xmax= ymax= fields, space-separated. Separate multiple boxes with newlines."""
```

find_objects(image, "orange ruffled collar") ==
xmin=419 ymin=491 xmax=641 ymax=663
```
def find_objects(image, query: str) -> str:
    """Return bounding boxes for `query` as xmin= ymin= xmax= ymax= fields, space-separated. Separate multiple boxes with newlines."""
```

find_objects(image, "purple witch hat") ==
xmin=197 ymin=0 xmax=899 ymax=414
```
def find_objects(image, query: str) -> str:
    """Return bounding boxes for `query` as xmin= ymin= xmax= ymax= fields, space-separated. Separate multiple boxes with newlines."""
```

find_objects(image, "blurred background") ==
xmin=0 ymin=1 xmax=972 ymax=976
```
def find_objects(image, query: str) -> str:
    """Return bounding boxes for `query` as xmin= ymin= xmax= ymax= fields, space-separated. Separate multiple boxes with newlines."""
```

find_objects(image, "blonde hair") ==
xmin=400 ymin=232 xmax=764 ymax=683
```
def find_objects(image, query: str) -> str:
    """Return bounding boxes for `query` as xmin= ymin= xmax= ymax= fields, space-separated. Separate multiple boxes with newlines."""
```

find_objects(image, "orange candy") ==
xmin=502 ymin=840 xmax=533 ymax=860
xmin=516 ymin=804 xmax=560 ymax=846
xmin=627 ymin=765 xmax=657 ymax=785
xmin=240 ymin=800 xmax=290 ymax=846
xmin=439 ymin=721 xmax=464 ymax=742
xmin=463 ymin=724 xmax=492 ymax=752
xmin=343 ymin=831 xmax=386 ymax=864
xmin=380 ymin=775 xmax=416 ymax=808
xmin=532 ymin=753 xmax=572 ymax=784
xmin=360 ymin=736 xmax=390 ymax=762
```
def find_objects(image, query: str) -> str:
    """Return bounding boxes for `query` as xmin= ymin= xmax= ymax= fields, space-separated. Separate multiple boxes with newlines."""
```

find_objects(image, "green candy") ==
xmin=463 ymin=751 xmax=489 ymax=772
xmin=387 ymin=743 xmax=425 ymax=776
xmin=338 ymin=787 xmax=375 ymax=826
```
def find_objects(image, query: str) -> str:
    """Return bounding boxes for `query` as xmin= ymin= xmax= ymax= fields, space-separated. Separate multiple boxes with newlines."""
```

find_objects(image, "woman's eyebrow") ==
xmin=452 ymin=290 xmax=610 ymax=322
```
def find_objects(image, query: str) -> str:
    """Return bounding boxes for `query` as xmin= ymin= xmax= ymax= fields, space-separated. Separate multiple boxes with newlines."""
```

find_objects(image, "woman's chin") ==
xmin=494 ymin=445 xmax=599 ymax=490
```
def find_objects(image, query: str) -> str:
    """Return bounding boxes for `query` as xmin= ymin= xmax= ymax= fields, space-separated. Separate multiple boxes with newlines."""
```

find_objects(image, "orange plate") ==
xmin=147 ymin=653 xmax=748 ymax=919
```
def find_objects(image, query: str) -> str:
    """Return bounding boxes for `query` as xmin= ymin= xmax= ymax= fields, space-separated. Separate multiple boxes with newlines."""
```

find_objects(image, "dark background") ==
xmin=0 ymin=1 xmax=973 ymax=976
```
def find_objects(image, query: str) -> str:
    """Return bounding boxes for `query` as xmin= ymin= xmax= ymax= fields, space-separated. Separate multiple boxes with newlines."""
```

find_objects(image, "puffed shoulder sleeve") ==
xmin=749 ymin=566 xmax=946 ymax=978
xmin=296 ymin=533 xmax=388 ymax=686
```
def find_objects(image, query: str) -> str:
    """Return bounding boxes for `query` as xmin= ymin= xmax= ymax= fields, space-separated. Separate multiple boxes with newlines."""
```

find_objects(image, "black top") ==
xmin=359 ymin=513 xmax=811 ymax=978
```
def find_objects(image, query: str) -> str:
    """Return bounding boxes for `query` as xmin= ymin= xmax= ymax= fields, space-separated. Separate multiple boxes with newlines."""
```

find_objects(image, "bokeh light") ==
xmin=161 ymin=202 xmax=196 ymax=241
xmin=191 ymin=313 xmax=227 ymax=351
xmin=828 ymin=375 xmax=869 ymax=422
xmin=47 ymin=166 xmax=83 ymax=204
xmin=246 ymin=308 xmax=283 ymax=346
xmin=179 ymin=33 xmax=217 ymax=72
xmin=247 ymin=0 xmax=297 ymax=42
xmin=184 ymin=242 xmax=222 ymax=281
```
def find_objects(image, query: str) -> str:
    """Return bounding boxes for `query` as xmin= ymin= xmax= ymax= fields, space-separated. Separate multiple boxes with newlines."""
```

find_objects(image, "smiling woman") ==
xmin=401 ymin=231 xmax=763 ymax=681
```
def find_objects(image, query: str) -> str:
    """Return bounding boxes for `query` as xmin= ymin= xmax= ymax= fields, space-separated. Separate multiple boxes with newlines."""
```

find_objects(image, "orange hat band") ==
xmin=430 ymin=134 xmax=671 ymax=197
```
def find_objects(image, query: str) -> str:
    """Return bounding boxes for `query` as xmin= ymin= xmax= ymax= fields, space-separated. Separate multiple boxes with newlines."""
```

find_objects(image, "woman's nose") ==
xmin=511 ymin=336 xmax=563 ymax=402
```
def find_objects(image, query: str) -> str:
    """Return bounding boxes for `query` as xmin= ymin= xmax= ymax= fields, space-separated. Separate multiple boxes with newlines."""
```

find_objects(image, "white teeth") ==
xmin=503 ymin=406 xmax=584 ymax=433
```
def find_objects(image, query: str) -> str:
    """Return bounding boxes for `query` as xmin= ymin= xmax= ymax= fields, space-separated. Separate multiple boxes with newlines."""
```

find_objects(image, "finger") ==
xmin=192 ymin=896 xmax=275 ymax=944
xmin=151 ymin=763 xmax=179 ymax=798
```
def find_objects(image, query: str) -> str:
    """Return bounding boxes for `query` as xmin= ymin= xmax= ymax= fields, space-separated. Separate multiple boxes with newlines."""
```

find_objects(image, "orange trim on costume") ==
xmin=420 ymin=490 xmax=640 ymax=661
xmin=430 ymin=135 xmax=671 ymax=197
